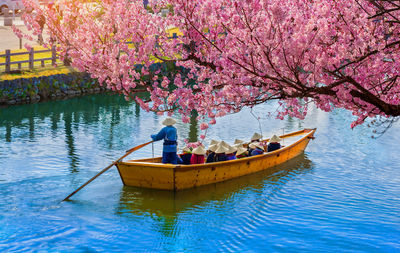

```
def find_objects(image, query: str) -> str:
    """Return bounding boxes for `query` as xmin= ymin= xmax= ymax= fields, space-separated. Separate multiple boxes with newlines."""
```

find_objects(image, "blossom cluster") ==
xmin=17 ymin=0 xmax=400 ymax=128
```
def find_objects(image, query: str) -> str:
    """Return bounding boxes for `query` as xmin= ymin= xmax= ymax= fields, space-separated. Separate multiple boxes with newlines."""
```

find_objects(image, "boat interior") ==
xmin=124 ymin=129 xmax=314 ymax=165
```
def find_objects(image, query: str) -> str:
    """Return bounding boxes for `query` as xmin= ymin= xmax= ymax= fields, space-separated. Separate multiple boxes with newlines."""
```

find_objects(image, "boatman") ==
xmin=151 ymin=117 xmax=178 ymax=164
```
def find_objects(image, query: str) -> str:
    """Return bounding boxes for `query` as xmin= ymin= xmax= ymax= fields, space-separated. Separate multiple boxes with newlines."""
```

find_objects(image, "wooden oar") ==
xmin=62 ymin=140 xmax=154 ymax=201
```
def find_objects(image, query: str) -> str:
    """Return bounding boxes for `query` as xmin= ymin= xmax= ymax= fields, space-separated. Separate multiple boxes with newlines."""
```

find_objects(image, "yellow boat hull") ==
xmin=116 ymin=128 xmax=316 ymax=191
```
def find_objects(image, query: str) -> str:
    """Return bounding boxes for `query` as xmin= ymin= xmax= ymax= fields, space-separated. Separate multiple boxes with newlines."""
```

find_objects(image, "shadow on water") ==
xmin=116 ymin=153 xmax=314 ymax=221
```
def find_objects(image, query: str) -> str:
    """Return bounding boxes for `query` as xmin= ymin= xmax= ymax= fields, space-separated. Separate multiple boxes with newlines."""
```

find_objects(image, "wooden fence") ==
xmin=0 ymin=46 xmax=58 ymax=73
xmin=0 ymin=33 xmax=179 ymax=73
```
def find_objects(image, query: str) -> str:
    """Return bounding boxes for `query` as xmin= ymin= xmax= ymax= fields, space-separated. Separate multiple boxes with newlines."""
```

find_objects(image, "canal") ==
xmin=0 ymin=94 xmax=399 ymax=251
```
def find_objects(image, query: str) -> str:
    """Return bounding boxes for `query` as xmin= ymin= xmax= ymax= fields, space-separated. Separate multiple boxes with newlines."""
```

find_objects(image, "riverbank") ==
xmin=0 ymin=67 xmax=107 ymax=106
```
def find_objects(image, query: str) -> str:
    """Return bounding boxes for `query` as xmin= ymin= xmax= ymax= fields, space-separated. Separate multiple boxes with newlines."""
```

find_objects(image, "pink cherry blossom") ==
xmin=17 ymin=0 xmax=400 ymax=129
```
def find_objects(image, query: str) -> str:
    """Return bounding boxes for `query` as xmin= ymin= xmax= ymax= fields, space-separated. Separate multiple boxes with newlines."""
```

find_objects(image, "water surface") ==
xmin=0 ymin=94 xmax=399 ymax=252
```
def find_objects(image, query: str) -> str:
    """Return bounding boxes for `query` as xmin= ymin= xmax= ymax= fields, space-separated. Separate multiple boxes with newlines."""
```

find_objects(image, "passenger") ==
xmin=225 ymin=146 xmax=237 ymax=160
xmin=248 ymin=132 xmax=262 ymax=154
xmin=249 ymin=142 xmax=264 ymax=156
xmin=267 ymin=135 xmax=282 ymax=152
xmin=235 ymin=146 xmax=248 ymax=159
xmin=206 ymin=144 xmax=218 ymax=163
xmin=214 ymin=144 xmax=228 ymax=162
xmin=190 ymin=146 xmax=206 ymax=164
xmin=151 ymin=117 xmax=178 ymax=164
xmin=179 ymin=146 xmax=192 ymax=165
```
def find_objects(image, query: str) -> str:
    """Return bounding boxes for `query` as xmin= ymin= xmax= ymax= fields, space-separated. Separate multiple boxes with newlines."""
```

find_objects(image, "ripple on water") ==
xmin=1 ymin=95 xmax=400 ymax=251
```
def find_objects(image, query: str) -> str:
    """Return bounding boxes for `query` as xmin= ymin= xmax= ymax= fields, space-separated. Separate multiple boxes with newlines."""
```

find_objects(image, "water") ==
xmin=0 ymin=94 xmax=399 ymax=252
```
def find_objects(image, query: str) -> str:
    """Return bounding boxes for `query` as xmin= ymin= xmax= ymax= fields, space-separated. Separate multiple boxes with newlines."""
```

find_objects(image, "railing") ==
xmin=0 ymin=32 xmax=179 ymax=73
xmin=0 ymin=46 xmax=58 ymax=73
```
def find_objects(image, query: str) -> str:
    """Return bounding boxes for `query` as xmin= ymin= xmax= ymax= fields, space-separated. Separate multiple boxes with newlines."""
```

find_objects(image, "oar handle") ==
xmin=125 ymin=140 xmax=154 ymax=153
xmin=62 ymin=140 xmax=154 ymax=201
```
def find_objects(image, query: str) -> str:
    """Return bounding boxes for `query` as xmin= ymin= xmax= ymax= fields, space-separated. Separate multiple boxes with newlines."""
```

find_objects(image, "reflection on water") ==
xmin=0 ymin=94 xmax=201 ymax=173
xmin=188 ymin=110 xmax=199 ymax=142
xmin=1 ymin=93 xmax=400 ymax=252
xmin=117 ymin=153 xmax=314 ymax=219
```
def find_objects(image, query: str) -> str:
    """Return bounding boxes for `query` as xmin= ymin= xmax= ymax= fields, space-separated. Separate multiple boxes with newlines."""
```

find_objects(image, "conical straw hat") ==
xmin=249 ymin=142 xmax=263 ymax=150
xmin=219 ymin=140 xmax=229 ymax=148
xmin=251 ymin=132 xmax=262 ymax=141
xmin=225 ymin=145 xmax=237 ymax=154
xmin=236 ymin=146 xmax=247 ymax=156
xmin=182 ymin=146 xmax=191 ymax=153
xmin=234 ymin=143 xmax=244 ymax=148
xmin=215 ymin=144 xmax=227 ymax=154
xmin=234 ymin=139 xmax=244 ymax=144
xmin=210 ymin=140 xmax=219 ymax=146
xmin=208 ymin=144 xmax=218 ymax=152
xmin=162 ymin=117 xmax=176 ymax=126
xmin=192 ymin=146 xmax=206 ymax=155
xmin=269 ymin=135 xmax=282 ymax=142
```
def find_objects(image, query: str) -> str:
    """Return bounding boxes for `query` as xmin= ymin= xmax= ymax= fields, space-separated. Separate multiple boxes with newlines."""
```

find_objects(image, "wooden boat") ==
xmin=116 ymin=128 xmax=316 ymax=191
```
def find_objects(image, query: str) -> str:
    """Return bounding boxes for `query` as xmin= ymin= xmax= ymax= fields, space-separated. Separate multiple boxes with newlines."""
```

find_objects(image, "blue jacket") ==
xmin=215 ymin=153 xmax=227 ymax=162
xmin=250 ymin=148 xmax=264 ymax=156
xmin=267 ymin=143 xmax=281 ymax=152
xmin=206 ymin=152 xmax=216 ymax=163
xmin=151 ymin=126 xmax=177 ymax=153
xmin=226 ymin=154 xmax=236 ymax=160
xmin=180 ymin=153 xmax=192 ymax=165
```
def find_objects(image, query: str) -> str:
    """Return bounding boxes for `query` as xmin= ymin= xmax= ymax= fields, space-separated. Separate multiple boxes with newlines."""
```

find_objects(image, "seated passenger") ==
xmin=249 ymin=142 xmax=264 ymax=156
xmin=206 ymin=144 xmax=218 ymax=163
xmin=179 ymin=146 xmax=192 ymax=165
xmin=267 ymin=135 xmax=282 ymax=152
xmin=235 ymin=146 xmax=248 ymax=159
xmin=190 ymin=146 xmax=206 ymax=164
xmin=248 ymin=133 xmax=262 ymax=153
xmin=214 ymin=144 xmax=228 ymax=162
xmin=225 ymin=146 xmax=237 ymax=160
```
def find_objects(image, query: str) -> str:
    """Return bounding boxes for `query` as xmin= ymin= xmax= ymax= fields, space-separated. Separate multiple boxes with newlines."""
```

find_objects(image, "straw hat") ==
xmin=182 ymin=146 xmax=191 ymax=153
xmin=162 ymin=117 xmax=176 ymax=126
xmin=192 ymin=146 xmax=206 ymax=155
xmin=219 ymin=140 xmax=230 ymax=148
xmin=269 ymin=135 xmax=282 ymax=143
xmin=208 ymin=144 xmax=218 ymax=152
xmin=251 ymin=132 xmax=262 ymax=141
xmin=236 ymin=146 xmax=248 ymax=156
xmin=215 ymin=144 xmax=228 ymax=154
xmin=234 ymin=143 xmax=245 ymax=148
xmin=209 ymin=139 xmax=219 ymax=146
xmin=234 ymin=139 xmax=244 ymax=144
xmin=249 ymin=142 xmax=263 ymax=150
xmin=225 ymin=145 xmax=237 ymax=154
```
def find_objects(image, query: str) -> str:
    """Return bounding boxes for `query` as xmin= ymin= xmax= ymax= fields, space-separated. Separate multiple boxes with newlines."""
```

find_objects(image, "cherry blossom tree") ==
xmin=16 ymin=0 xmax=400 ymax=131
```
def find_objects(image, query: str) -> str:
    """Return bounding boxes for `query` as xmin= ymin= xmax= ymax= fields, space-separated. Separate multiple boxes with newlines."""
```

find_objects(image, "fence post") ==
xmin=5 ymin=50 xmax=11 ymax=73
xmin=29 ymin=48 xmax=34 ymax=69
xmin=51 ymin=46 xmax=56 ymax=66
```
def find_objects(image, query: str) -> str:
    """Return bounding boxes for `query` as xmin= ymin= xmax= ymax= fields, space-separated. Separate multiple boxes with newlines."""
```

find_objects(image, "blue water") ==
xmin=0 ymin=94 xmax=399 ymax=252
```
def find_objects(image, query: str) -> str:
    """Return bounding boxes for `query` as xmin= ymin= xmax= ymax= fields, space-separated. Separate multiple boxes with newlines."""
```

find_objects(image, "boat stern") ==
xmin=116 ymin=161 xmax=176 ymax=190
